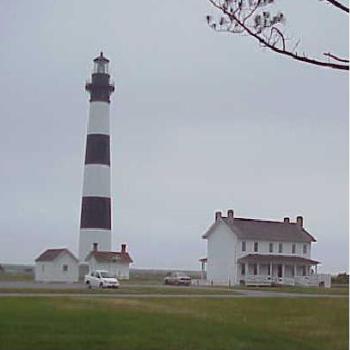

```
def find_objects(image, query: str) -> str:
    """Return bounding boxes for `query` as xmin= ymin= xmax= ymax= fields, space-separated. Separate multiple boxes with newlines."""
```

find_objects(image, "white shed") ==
xmin=35 ymin=248 xmax=79 ymax=282
xmin=85 ymin=244 xmax=133 ymax=280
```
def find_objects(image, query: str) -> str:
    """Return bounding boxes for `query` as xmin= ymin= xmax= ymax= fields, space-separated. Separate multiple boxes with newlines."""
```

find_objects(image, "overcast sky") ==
xmin=0 ymin=1 xmax=348 ymax=273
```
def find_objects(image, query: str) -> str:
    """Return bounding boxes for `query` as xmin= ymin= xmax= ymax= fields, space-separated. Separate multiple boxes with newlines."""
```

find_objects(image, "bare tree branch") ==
xmin=323 ymin=0 xmax=349 ymax=13
xmin=207 ymin=0 xmax=349 ymax=71
xmin=323 ymin=52 xmax=350 ymax=62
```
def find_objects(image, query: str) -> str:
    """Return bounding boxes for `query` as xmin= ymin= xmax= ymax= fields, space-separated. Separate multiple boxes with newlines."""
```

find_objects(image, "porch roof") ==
xmin=238 ymin=254 xmax=319 ymax=265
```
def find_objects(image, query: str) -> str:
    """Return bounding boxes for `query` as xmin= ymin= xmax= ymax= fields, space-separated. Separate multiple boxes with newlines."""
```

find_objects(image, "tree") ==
xmin=206 ymin=0 xmax=349 ymax=71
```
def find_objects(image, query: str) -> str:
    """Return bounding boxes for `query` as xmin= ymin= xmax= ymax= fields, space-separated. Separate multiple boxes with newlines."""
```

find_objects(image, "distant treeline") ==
xmin=130 ymin=268 xmax=202 ymax=281
xmin=331 ymin=273 xmax=349 ymax=285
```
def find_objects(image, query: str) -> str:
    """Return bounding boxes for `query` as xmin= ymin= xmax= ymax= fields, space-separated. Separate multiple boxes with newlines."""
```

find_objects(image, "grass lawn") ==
xmin=0 ymin=297 xmax=347 ymax=350
xmin=0 ymin=273 xmax=33 ymax=281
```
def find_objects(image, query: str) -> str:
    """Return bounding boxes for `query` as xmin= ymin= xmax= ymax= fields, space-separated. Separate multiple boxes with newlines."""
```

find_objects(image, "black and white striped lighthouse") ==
xmin=79 ymin=52 xmax=115 ymax=261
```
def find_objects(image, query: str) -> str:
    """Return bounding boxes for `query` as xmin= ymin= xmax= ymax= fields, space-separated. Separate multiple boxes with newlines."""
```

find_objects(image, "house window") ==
xmin=62 ymin=264 xmax=68 ymax=272
xmin=254 ymin=242 xmax=258 ymax=252
xmin=42 ymin=265 xmax=45 ymax=272
xmin=292 ymin=244 xmax=296 ymax=254
xmin=253 ymin=263 xmax=258 ymax=275
xmin=242 ymin=241 xmax=246 ymax=252
xmin=269 ymin=243 xmax=273 ymax=253
xmin=241 ymin=264 xmax=246 ymax=275
xmin=303 ymin=244 xmax=307 ymax=254
xmin=278 ymin=243 xmax=283 ymax=253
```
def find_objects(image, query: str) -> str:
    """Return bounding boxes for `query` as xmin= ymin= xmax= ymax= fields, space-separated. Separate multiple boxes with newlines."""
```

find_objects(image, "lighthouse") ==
xmin=78 ymin=52 xmax=115 ymax=261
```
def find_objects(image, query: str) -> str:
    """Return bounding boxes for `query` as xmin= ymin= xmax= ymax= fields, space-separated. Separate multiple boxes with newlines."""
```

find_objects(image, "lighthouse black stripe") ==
xmin=85 ymin=134 xmax=110 ymax=166
xmin=80 ymin=196 xmax=111 ymax=229
xmin=85 ymin=73 xmax=115 ymax=103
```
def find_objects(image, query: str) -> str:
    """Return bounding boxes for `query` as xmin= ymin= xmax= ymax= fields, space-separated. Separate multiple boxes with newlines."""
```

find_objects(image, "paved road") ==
xmin=0 ymin=292 xmax=346 ymax=298
xmin=0 ymin=281 xmax=346 ymax=298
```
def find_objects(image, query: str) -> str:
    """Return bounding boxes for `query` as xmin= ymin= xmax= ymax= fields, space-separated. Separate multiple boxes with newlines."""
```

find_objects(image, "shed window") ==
xmin=278 ymin=243 xmax=283 ymax=253
xmin=254 ymin=242 xmax=258 ymax=252
xmin=241 ymin=241 xmax=246 ymax=252
xmin=269 ymin=243 xmax=273 ymax=253
xmin=62 ymin=264 xmax=68 ymax=272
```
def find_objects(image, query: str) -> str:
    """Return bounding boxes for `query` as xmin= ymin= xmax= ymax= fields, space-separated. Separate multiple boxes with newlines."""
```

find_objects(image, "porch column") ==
xmin=269 ymin=262 xmax=272 ymax=276
xmin=293 ymin=264 xmax=296 ymax=277
xmin=315 ymin=264 xmax=318 ymax=275
xmin=257 ymin=262 xmax=260 ymax=275
xmin=201 ymin=261 xmax=205 ymax=280
xmin=282 ymin=264 xmax=285 ymax=278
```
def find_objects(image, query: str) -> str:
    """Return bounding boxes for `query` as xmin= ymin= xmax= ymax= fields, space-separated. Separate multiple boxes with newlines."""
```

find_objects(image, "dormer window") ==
xmin=292 ymin=244 xmax=296 ymax=254
xmin=278 ymin=243 xmax=283 ymax=253
xmin=303 ymin=244 xmax=307 ymax=254
xmin=269 ymin=243 xmax=273 ymax=253
xmin=242 ymin=241 xmax=246 ymax=252
xmin=254 ymin=242 xmax=258 ymax=252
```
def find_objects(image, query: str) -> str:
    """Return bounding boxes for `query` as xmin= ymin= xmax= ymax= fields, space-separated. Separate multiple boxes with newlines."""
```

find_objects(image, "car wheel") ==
xmin=99 ymin=282 xmax=104 ymax=288
xmin=86 ymin=281 xmax=92 ymax=289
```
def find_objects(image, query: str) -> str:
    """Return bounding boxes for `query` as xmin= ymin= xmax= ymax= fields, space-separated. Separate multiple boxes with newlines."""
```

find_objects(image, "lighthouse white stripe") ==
xmin=79 ymin=229 xmax=112 ymax=261
xmin=87 ymin=101 xmax=110 ymax=135
xmin=82 ymin=164 xmax=111 ymax=197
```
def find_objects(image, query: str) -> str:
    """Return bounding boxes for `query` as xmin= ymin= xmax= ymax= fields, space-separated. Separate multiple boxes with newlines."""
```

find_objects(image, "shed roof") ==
xmin=35 ymin=248 xmax=78 ymax=262
xmin=202 ymin=217 xmax=316 ymax=242
xmin=85 ymin=251 xmax=133 ymax=264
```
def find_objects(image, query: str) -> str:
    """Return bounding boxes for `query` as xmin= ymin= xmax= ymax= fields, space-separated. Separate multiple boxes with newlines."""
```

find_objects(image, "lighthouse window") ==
xmin=97 ymin=64 xmax=104 ymax=73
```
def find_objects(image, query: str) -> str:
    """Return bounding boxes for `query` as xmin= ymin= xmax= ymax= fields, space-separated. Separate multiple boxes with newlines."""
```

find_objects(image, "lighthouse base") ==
xmin=79 ymin=229 xmax=111 ymax=261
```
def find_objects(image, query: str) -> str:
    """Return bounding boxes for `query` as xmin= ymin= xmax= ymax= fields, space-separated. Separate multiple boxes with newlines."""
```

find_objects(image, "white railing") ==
xmin=243 ymin=275 xmax=273 ymax=286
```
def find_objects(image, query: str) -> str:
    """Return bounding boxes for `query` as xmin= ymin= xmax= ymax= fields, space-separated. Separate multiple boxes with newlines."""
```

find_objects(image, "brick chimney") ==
xmin=283 ymin=217 xmax=290 ymax=223
xmin=215 ymin=211 xmax=222 ymax=222
xmin=121 ymin=244 xmax=126 ymax=253
xmin=296 ymin=216 xmax=303 ymax=227
xmin=93 ymin=242 xmax=98 ymax=252
xmin=227 ymin=209 xmax=234 ymax=223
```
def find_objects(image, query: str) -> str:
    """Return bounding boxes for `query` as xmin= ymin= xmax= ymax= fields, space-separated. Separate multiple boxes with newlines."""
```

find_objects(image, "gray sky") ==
xmin=0 ymin=0 xmax=348 ymax=273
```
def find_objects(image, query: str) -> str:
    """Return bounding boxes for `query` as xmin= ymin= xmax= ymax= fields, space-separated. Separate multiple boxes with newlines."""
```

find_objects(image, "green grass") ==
xmin=0 ymin=285 xmax=237 ymax=295
xmin=0 ymin=273 xmax=33 ymax=281
xmin=0 ymin=297 xmax=347 ymax=350
xmin=237 ymin=286 xmax=349 ymax=295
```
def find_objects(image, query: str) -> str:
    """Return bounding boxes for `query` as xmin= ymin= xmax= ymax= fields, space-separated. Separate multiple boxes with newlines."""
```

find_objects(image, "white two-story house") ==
xmin=201 ymin=209 xmax=330 ymax=287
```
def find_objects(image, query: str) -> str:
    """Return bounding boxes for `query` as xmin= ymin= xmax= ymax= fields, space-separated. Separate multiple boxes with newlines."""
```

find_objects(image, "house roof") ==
xmin=35 ymin=248 xmax=78 ymax=262
xmin=85 ymin=251 xmax=133 ymax=264
xmin=202 ymin=217 xmax=316 ymax=243
xmin=238 ymin=254 xmax=319 ymax=265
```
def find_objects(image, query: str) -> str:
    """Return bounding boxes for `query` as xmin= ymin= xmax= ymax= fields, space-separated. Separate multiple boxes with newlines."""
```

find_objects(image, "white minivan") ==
xmin=84 ymin=270 xmax=120 ymax=288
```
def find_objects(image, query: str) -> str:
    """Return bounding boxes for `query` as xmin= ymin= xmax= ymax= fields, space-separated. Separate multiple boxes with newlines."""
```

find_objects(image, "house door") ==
xmin=277 ymin=264 xmax=283 ymax=278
